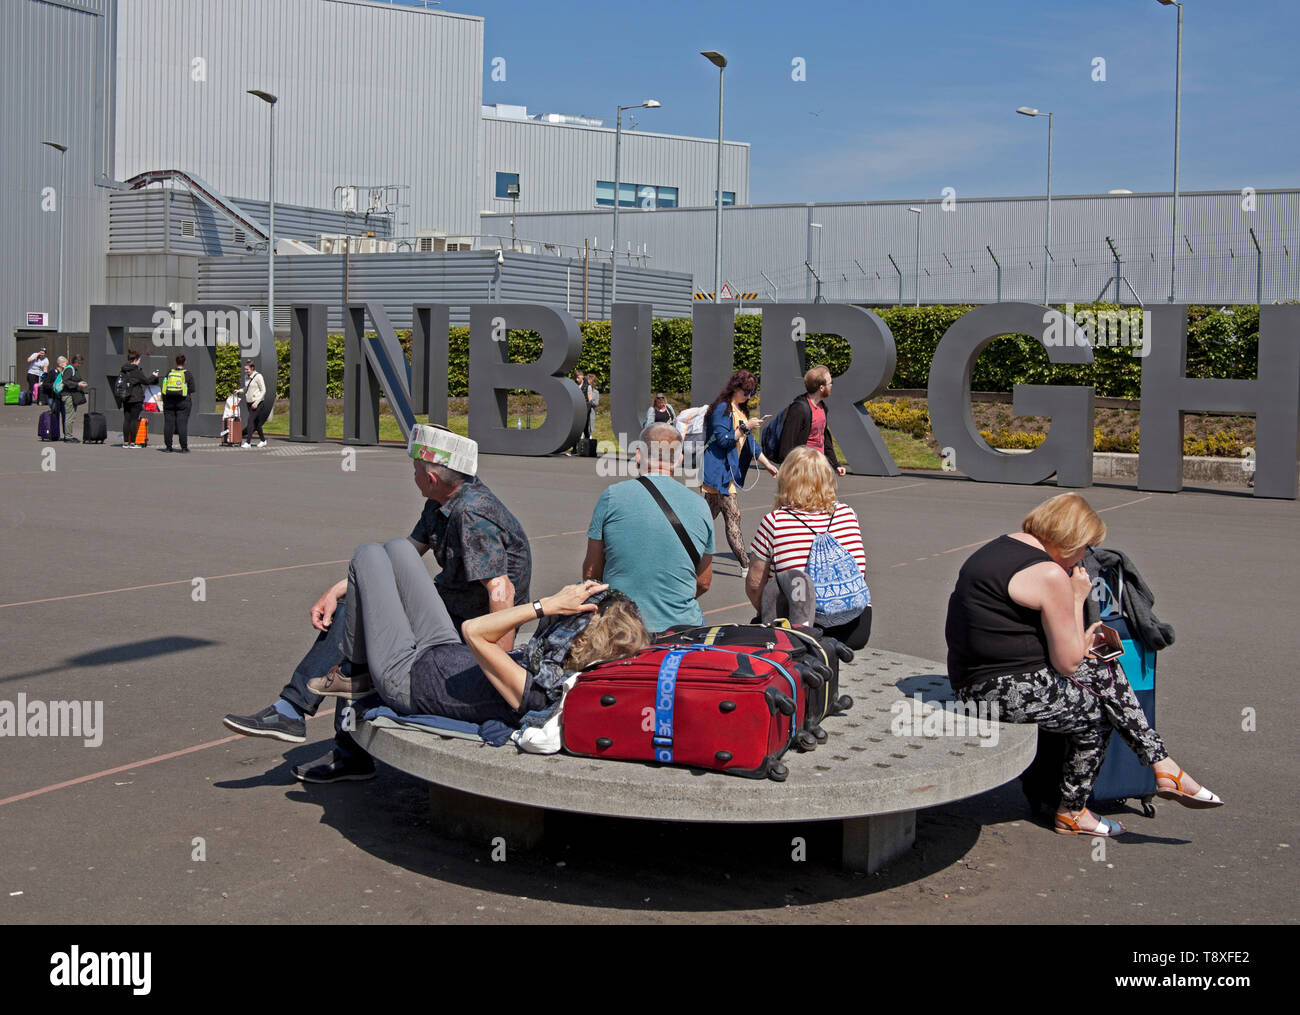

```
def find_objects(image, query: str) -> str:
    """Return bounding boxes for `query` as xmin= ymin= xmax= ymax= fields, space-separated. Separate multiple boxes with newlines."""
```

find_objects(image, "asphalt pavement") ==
xmin=0 ymin=404 xmax=1295 ymax=924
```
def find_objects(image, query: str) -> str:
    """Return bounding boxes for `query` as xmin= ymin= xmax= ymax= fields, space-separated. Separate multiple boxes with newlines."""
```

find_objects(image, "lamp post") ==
xmin=611 ymin=99 xmax=660 ymax=305
xmin=41 ymin=140 xmax=68 ymax=333
xmin=908 ymin=207 xmax=922 ymax=306
xmin=1157 ymin=0 xmax=1183 ymax=303
xmin=701 ymin=50 xmax=727 ymax=302
xmin=247 ymin=89 xmax=278 ymax=342
xmin=1016 ymin=106 xmax=1054 ymax=305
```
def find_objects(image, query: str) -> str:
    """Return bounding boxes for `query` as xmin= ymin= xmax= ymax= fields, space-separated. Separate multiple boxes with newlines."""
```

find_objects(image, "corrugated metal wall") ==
xmin=107 ymin=190 xmax=393 ymax=255
xmin=481 ymin=114 xmax=750 ymax=219
xmin=196 ymin=250 xmax=694 ymax=328
xmin=1 ymin=0 xmax=115 ymax=376
xmin=486 ymin=190 xmax=1300 ymax=306
xmin=114 ymin=0 xmax=484 ymax=237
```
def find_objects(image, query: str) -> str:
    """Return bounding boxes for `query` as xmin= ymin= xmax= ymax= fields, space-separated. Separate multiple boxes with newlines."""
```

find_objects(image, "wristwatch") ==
xmin=532 ymin=600 xmax=545 ymax=619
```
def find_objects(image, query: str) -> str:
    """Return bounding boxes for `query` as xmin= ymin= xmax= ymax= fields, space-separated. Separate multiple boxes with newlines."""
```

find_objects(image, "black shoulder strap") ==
xmin=637 ymin=476 xmax=702 ymax=571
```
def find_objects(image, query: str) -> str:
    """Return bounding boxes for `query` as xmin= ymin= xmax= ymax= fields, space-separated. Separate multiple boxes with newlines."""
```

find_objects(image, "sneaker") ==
xmin=240 ymin=442 xmax=251 ymax=448
xmin=160 ymin=447 xmax=173 ymax=453
xmin=63 ymin=436 xmax=80 ymax=444
xmin=293 ymin=750 xmax=376 ymax=784
xmin=306 ymin=664 xmax=374 ymax=700
xmin=257 ymin=440 xmax=267 ymax=448
xmin=222 ymin=704 xmax=306 ymax=744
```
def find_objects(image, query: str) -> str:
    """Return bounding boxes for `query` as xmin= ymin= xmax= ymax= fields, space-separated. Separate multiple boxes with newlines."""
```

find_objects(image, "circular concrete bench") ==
xmin=353 ymin=647 xmax=1037 ymax=873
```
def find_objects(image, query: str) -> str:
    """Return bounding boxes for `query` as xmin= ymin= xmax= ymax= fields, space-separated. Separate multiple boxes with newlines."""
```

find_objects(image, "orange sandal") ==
xmin=1054 ymin=809 xmax=1126 ymax=837
xmin=1155 ymin=768 xmax=1223 ymax=809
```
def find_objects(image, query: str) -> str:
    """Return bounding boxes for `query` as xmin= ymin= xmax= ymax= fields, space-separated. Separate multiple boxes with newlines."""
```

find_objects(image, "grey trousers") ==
xmin=760 ymin=568 xmax=816 ymax=627
xmin=343 ymin=539 xmax=461 ymax=714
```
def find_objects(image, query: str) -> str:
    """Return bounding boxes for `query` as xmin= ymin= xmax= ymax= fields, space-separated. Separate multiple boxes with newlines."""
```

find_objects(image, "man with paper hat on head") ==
xmin=223 ymin=425 xmax=533 ymax=783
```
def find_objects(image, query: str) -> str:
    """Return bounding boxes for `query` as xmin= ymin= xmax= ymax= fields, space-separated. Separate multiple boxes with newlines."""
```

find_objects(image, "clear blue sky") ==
xmin=432 ymin=0 xmax=1297 ymax=204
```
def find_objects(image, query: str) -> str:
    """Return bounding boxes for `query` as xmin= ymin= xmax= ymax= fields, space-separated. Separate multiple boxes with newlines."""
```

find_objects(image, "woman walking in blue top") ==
xmin=700 ymin=370 xmax=779 ymax=567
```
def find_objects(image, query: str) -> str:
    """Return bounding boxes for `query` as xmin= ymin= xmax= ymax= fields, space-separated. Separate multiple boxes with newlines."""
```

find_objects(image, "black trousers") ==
xmin=163 ymin=400 xmax=191 ymax=450
xmin=246 ymin=401 xmax=269 ymax=442
xmin=123 ymin=400 xmax=144 ymax=444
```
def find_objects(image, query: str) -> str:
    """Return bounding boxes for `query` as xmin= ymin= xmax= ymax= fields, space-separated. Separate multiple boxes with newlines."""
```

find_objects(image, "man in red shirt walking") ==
xmin=776 ymin=365 xmax=848 ymax=476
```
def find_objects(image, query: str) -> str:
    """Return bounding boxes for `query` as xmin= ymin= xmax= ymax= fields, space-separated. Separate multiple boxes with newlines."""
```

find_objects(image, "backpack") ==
xmin=161 ymin=368 xmax=188 ymax=397
xmin=788 ymin=506 xmax=870 ymax=626
xmin=676 ymin=405 xmax=708 ymax=443
xmin=761 ymin=404 xmax=791 ymax=463
xmin=114 ymin=370 xmax=131 ymax=404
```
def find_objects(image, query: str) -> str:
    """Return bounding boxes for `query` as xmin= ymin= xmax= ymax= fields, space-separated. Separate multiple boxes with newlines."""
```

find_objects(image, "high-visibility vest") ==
xmin=161 ymin=368 xmax=189 ymax=397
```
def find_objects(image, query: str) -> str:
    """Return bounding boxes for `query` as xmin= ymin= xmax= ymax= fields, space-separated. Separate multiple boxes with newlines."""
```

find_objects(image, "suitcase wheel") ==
xmin=835 ymin=694 xmax=854 ymax=713
xmin=595 ymin=737 xmax=613 ymax=750
xmin=795 ymin=730 xmax=819 ymax=751
xmin=599 ymin=694 xmax=617 ymax=706
xmin=714 ymin=750 xmax=733 ymax=763
xmin=809 ymin=724 xmax=828 ymax=744
xmin=832 ymin=640 xmax=855 ymax=663
xmin=799 ymin=664 xmax=824 ymax=690
xmin=764 ymin=687 xmax=795 ymax=717
xmin=1141 ymin=797 xmax=1156 ymax=818
xmin=768 ymin=762 xmax=789 ymax=783
xmin=718 ymin=700 xmax=736 ymax=713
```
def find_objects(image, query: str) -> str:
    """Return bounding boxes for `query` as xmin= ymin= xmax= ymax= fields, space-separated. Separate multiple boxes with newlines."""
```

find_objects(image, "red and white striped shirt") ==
xmin=749 ymin=504 xmax=867 ymax=576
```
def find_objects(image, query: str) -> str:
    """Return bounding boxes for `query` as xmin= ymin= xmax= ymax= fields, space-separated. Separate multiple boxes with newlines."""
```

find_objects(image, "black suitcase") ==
xmin=83 ymin=387 xmax=107 ymax=444
xmin=574 ymin=437 xmax=598 ymax=457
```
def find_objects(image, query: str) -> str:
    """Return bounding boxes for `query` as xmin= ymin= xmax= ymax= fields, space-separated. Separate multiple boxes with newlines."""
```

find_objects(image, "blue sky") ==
xmin=434 ymin=0 xmax=1297 ymax=204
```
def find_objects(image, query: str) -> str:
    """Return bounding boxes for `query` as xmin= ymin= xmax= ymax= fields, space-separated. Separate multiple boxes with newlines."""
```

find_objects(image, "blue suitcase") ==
xmin=1020 ymin=565 xmax=1159 ymax=818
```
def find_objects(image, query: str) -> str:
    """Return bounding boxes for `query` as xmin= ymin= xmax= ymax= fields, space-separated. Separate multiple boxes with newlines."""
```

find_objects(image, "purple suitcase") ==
xmin=38 ymin=410 xmax=60 ymax=441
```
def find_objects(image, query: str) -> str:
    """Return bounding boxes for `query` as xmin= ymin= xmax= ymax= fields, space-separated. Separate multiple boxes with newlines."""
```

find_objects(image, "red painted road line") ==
xmin=0 ymin=559 xmax=351 ymax=610
xmin=0 ymin=711 xmax=337 ymax=809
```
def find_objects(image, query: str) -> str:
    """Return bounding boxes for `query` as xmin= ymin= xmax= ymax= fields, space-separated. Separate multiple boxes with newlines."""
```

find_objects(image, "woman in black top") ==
xmin=945 ymin=493 xmax=1222 ymax=837
xmin=118 ymin=349 xmax=151 ymax=447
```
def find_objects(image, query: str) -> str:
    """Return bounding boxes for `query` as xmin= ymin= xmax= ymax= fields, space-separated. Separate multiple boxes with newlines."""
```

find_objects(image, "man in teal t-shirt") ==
xmin=584 ymin=424 xmax=714 ymax=633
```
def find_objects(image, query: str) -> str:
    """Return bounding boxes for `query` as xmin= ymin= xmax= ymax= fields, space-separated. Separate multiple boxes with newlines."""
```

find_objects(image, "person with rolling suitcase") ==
xmin=944 ymin=492 xmax=1223 ymax=839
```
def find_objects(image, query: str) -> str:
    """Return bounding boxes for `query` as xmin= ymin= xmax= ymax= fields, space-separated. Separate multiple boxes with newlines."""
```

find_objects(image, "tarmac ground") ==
xmin=1 ymin=405 xmax=1295 ymax=924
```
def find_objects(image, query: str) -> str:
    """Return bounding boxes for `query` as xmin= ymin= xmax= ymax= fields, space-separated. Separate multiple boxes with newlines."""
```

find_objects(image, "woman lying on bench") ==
xmin=307 ymin=538 xmax=650 ymax=726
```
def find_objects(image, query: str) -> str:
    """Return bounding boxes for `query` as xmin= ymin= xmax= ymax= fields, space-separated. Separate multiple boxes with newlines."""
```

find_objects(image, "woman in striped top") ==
xmin=744 ymin=447 xmax=873 ymax=649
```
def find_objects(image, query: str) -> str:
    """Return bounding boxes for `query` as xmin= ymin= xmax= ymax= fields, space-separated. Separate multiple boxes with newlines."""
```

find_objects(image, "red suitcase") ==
xmin=562 ymin=641 xmax=805 ymax=781
xmin=652 ymin=623 xmax=854 ymax=746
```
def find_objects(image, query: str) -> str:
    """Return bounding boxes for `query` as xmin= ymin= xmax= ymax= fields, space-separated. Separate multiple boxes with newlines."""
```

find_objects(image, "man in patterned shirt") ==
xmin=222 ymin=430 xmax=532 ymax=782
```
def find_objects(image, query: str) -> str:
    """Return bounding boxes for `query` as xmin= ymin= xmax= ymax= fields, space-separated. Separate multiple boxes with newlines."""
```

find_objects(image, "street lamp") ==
xmin=247 ymin=89 xmax=278 ymax=342
xmin=1017 ymin=106 xmax=1054 ymax=305
xmin=1157 ymin=0 xmax=1183 ymax=303
xmin=908 ymin=207 xmax=922 ymax=306
xmin=611 ymin=99 xmax=661 ymax=305
xmin=41 ymin=140 xmax=68 ymax=333
xmin=701 ymin=50 xmax=727 ymax=303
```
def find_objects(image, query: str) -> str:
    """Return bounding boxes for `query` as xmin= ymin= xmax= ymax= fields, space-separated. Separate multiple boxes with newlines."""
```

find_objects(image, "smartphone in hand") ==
xmin=1091 ymin=624 xmax=1124 ymax=662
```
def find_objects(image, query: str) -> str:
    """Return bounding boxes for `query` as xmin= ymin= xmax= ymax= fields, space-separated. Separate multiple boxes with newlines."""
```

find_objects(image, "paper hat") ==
xmin=408 ymin=424 xmax=478 ymax=476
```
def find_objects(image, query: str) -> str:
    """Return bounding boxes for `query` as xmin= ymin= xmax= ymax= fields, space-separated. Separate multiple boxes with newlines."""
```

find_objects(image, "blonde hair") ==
xmin=773 ymin=446 xmax=838 ymax=514
xmin=1021 ymin=493 xmax=1106 ymax=556
xmin=563 ymin=600 xmax=650 ymax=670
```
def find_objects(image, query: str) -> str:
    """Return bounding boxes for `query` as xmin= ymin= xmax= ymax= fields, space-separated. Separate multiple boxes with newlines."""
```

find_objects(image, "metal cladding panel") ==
xmin=482 ymin=115 xmax=749 ymax=217
xmin=1 ymin=0 xmax=114 ymax=376
xmin=114 ymin=0 xmax=483 ymax=237
xmin=486 ymin=190 xmax=1300 ymax=306
xmin=195 ymin=251 xmax=692 ymax=328
xmin=107 ymin=190 xmax=394 ymax=254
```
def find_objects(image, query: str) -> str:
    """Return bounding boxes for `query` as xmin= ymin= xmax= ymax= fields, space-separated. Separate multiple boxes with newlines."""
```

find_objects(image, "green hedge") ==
xmin=214 ymin=304 xmax=1265 ymax=402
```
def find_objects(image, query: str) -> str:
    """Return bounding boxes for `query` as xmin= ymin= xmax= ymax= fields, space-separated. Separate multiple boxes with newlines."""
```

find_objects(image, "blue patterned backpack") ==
xmin=790 ymin=507 xmax=870 ymax=626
